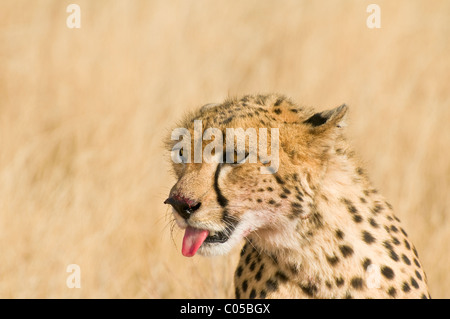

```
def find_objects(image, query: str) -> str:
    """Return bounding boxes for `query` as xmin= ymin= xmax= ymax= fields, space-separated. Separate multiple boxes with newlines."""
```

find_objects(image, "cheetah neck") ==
xmin=248 ymin=153 xmax=387 ymax=293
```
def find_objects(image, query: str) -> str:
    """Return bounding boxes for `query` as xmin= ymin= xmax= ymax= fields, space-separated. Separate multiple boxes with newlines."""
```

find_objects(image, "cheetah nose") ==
xmin=164 ymin=197 xmax=201 ymax=220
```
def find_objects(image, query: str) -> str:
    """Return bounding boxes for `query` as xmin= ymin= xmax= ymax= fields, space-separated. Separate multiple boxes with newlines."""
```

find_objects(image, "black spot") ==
xmin=415 ymin=270 xmax=422 ymax=281
xmin=267 ymin=187 xmax=273 ymax=192
xmin=342 ymin=198 xmax=358 ymax=214
xmin=236 ymin=266 xmax=243 ymax=277
xmin=257 ymin=188 xmax=264 ymax=192
xmin=391 ymin=236 xmax=400 ymax=245
xmin=235 ymin=287 xmax=241 ymax=299
xmin=222 ymin=117 xmax=233 ymax=125
xmin=290 ymin=202 xmax=303 ymax=218
xmin=249 ymin=289 xmax=256 ymax=299
xmin=390 ymin=225 xmax=398 ymax=233
xmin=381 ymin=266 xmax=395 ymax=280
xmin=362 ymin=258 xmax=372 ymax=271
xmin=350 ymin=277 xmax=363 ymax=290
xmin=388 ymin=287 xmax=397 ymax=297
xmin=344 ymin=291 xmax=353 ymax=299
xmin=249 ymin=261 xmax=256 ymax=272
xmin=404 ymin=240 xmax=411 ymax=250
xmin=362 ymin=231 xmax=376 ymax=244
xmin=389 ymin=250 xmax=399 ymax=262
xmin=401 ymin=227 xmax=408 ymax=237
xmin=402 ymin=254 xmax=411 ymax=265
xmin=353 ymin=214 xmax=363 ymax=223
xmin=257 ymin=198 xmax=262 ymax=203
xmin=289 ymin=108 xmax=299 ymax=113
xmin=280 ymin=193 xmax=288 ymax=199
xmin=360 ymin=197 xmax=367 ymax=204
xmin=242 ymin=280 xmax=248 ymax=293
xmin=274 ymin=174 xmax=285 ymax=185
xmin=273 ymin=108 xmax=282 ymax=115
xmin=275 ymin=271 xmax=288 ymax=283
xmin=255 ymin=264 xmax=264 ymax=281
xmin=274 ymin=98 xmax=283 ymax=106
xmin=356 ymin=167 xmax=364 ymax=175
xmin=371 ymin=204 xmax=382 ymax=214
xmin=240 ymin=244 xmax=247 ymax=256
xmin=327 ymin=254 xmax=340 ymax=266
xmin=295 ymin=187 xmax=304 ymax=196
xmin=411 ymin=277 xmax=419 ymax=289
xmin=282 ymin=187 xmax=291 ymax=194
xmin=402 ymin=282 xmax=411 ymax=293
xmin=413 ymin=247 xmax=419 ymax=258
xmin=325 ymin=281 xmax=332 ymax=289
xmin=259 ymin=290 xmax=267 ymax=299
xmin=335 ymin=229 xmax=344 ymax=240
xmin=245 ymin=253 xmax=252 ymax=265
xmin=268 ymin=199 xmax=276 ymax=205
xmin=369 ymin=218 xmax=379 ymax=228
xmin=421 ymin=294 xmax=428 ymax=299
xmin=414 ymin=258 xmax=420 ymax=268
xmin=335 ymin=277 xmax=344 ymax=287
xmin=339 ymin=245 xmax=354 ymax=258
xmin=291 ymin=201 xmax=302 ymax=208
xmin=299 ymin=282 xmax=318 ymax=297
xmin=265 ymin=278 xmax=278 ymax=292
xmin=240 ymin=96 xmax=250 ymax=103
xmin=295 ymin=194 xmax=303 ymax=202
xmin=383 ymin=241 xmax=399 ymax=262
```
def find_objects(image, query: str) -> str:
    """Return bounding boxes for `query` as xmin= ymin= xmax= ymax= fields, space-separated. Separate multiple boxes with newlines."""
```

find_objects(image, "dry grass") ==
xmin=0 ymin=0 xmax=449 ymax=298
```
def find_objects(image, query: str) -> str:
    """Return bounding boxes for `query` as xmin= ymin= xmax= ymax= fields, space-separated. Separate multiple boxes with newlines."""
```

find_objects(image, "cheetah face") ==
xmin=164 ymin=95 xmax=347 ymax=257
xmin=165 ymin=149 xmax=272 ymax=257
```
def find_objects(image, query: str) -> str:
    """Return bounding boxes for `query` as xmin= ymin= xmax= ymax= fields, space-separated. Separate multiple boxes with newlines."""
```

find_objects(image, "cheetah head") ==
xmin=164 ymin=94 xmax=347 ymax=257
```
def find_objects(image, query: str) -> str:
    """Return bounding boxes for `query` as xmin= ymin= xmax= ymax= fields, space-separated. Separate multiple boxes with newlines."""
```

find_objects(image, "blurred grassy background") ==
xmin=0 ymin=0 xmax=449 ymax=298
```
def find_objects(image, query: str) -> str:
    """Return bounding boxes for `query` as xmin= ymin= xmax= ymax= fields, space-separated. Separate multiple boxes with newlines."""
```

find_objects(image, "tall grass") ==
xmin=0 ymin=0 xmax=449 ymax=298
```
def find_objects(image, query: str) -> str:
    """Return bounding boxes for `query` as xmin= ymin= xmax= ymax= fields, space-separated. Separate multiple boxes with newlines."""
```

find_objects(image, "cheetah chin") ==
xmin=170 ymin=206 xmax=262 ymax=257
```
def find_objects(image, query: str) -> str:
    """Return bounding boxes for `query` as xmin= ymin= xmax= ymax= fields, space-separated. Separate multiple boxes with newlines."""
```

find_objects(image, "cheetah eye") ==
xmin=172 ymin=147 xmax=187 ymax=164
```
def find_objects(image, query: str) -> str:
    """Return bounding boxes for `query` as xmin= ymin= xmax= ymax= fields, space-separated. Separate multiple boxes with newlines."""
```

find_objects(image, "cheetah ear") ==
xmin=303 ymin=104 xmax=348 ymax=129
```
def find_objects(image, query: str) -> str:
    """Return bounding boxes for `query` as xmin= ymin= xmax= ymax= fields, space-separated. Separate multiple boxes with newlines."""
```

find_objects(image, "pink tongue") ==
xmin=182 ymin=226 xmax=209 ymax=257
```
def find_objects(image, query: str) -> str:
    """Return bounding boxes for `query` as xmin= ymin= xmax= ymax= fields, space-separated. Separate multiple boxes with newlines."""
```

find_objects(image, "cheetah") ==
xmin=163 ymin=94 xmax=430 ymax=299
